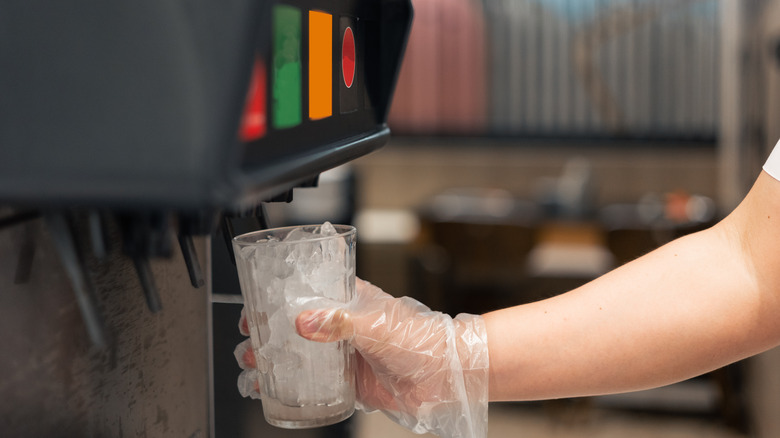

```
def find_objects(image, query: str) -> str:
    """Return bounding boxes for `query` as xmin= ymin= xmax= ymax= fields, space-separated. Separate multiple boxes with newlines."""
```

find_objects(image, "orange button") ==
xmin=309 ymin=10 xmax=333 ymax=120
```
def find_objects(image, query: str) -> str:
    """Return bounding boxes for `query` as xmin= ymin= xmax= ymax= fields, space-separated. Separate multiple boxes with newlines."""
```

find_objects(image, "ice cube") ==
xmin=309 ymin=261 xmax=346 ymax=299
xmin=266 ymin=309 xmax=292 ymax=347
xmin=238 ymin=245 xmax=257 ymax=260
xmin=289 ymin=242 xmax=322 ymax=276
xmin=321 ymin=236 xmax=347 ymax=264
xmin=255 ymin=250 xmax=293 ymax=280
xmin=297 ymin=340 xmax=346 ymax=405
xmin=319 ymin=221 xmax=338 ymax=236
xmin=261 ymin=346 xmax=303 ymax=405
xmin=284 ymin=226 xmax=318 ymax=243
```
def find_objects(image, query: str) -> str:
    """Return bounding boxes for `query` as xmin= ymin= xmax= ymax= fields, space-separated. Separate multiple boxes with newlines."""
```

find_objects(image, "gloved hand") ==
xmin=235 ymin=308 xmax=262 ymax=400
xmin=235 ymin=278 xmax=490 ymax=438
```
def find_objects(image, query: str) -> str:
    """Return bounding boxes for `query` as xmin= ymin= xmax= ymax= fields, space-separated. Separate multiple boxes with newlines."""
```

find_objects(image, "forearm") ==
xmin=485 ymin=175 xmax=780 ymax=401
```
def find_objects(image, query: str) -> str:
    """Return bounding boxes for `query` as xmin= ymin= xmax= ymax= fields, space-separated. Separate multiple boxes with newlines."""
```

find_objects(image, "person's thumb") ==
xmin=295 ymin=308 xmax=353 ymax=343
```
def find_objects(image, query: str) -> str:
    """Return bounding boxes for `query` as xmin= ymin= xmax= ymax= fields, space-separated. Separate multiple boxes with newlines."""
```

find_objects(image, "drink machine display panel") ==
xmin=0 ymin=0 xmax=412 ymax=211
xmin=238 ymin=0 xmax=412 ymax=205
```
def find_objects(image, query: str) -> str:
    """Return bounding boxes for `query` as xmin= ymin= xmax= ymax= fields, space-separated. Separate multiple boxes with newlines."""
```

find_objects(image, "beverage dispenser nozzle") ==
xmin=253 ymin=203 xmax=272 ymax=229
xmin=45 ymin=212 xmax=109 ymax=348
xmin=13 ymin=223 xmax=36 ymax=285
xmin=220 ymin=201 xmax=275 ymax=267
xmin=2 ymin=210 xmax=41 ymax=285
xmin=176 ymin=212 xmax=216 ymax=289
xmin=87 ymin=211 xmax=110 ymax=261
xmin=178 ymin=234 xmax=205 ymax=288
xmin=133 ymin=254 xmax=162 ymax=313
xmin=221 ymin=216 xmax=238 ymax=267
xmin=33 ymin=208 xmax=215 ymax=347
xmin=119 ymin=212 xmax=173 ymax=314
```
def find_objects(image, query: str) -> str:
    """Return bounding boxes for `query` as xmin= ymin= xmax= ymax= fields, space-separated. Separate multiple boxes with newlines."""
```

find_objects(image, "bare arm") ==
xmin=485 ymin=171 xmax=780 ymax=401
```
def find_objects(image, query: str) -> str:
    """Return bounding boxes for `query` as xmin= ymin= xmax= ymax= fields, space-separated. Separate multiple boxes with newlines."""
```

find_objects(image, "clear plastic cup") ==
xmin=232 ymin=223 xmax=356 ymax=428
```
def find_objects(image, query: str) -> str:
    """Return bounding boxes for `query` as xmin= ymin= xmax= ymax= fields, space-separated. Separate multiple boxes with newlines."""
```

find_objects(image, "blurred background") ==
xmin=230 ymin=0 xmax=780 ymax=437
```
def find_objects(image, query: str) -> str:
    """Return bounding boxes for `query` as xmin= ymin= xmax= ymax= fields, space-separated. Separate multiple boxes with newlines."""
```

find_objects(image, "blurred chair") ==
xmin=600 ymin=192 xmax=717 ymax=266
xmin=410 ymin=188 xmax=539 ymax=315
xmin=524 ymin=220 xmax=613 ymax=302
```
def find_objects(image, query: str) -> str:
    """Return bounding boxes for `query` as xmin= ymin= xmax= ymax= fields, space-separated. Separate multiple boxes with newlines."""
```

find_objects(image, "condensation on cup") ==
xmin=232 ymin=222 xmax=356 ymax=428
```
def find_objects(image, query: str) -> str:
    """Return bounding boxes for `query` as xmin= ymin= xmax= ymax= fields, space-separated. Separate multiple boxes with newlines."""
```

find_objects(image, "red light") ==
xmin=342 ymin=27 xmax=356 ymax=89
xmin=240 ymin=59 xmax=267 ymax=141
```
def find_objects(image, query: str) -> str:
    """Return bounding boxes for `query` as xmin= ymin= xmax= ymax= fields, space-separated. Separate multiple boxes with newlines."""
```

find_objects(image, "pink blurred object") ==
xmin=388 ymin=0 xmax=488 ymax=135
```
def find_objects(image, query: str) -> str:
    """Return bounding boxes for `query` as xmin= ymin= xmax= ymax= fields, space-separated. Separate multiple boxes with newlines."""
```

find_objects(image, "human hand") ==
xmin=235 ymin=278 xmax=489 ymax=438
xmin=234 ymin=308 xmax=262 ymax=400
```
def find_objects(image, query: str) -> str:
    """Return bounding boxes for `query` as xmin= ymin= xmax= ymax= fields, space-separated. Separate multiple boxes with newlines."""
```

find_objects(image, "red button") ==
xmin=342 ymin=27 xmax=355 ymax=89
xmin=240 ymin=59 xmax=267 ymax=141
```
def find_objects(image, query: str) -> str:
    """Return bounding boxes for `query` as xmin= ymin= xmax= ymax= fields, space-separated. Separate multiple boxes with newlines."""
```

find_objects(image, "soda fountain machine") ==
xmin=0 ymin=1 xmax=412 ymax=436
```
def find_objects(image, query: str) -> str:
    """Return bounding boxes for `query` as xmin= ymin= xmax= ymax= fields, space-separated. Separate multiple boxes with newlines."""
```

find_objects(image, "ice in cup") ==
xmin=232 ymin=222 xmax=356 ymax=428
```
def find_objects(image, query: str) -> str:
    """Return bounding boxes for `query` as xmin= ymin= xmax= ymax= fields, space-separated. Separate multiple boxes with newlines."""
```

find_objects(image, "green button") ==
xmin=272 ymin=5 xmax=302 ymax=129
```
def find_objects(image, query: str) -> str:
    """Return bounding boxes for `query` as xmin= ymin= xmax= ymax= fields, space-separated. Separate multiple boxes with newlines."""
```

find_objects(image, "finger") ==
xmin=234 ymin=338 xmax=255 ymax=370
xmin=243 ymin=346 xmax=256 ymax=369
xmin=239 ymin=308 xmax=250 ymax=336
xmin=295 ymin=308 xmax=353 ymax=343
xmin=293 ymin=279 xmax=378 ymax=344
xmin=237 ymin=369 xmax=262 ymax=400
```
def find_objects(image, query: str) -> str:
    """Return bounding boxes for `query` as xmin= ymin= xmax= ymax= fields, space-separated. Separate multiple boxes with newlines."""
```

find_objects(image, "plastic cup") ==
xmin=232 ymin=224 xmax=356 ymax=428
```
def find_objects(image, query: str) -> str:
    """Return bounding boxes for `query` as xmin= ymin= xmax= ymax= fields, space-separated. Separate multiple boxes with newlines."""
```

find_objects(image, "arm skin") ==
xmin=484 ymin=171 xmax=780 ymax=401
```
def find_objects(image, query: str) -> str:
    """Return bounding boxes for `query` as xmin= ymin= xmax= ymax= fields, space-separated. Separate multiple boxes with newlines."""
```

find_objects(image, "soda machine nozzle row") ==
xmin=0 ymin=208 xmax=217 ymax=348
xmin=0 ymin=187 xmax=297 ymax=349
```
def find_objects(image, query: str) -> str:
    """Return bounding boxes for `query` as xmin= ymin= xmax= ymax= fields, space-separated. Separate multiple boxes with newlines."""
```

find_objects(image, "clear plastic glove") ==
xmin=236 ymin=279 xmax=490 ymax=438
xmin=234 ymin=308 xmax=262 ymax=400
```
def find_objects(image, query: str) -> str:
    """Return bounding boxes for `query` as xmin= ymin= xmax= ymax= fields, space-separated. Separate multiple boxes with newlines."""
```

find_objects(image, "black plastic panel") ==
xmin=0 ymin=0 xmax=412 ymax=212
